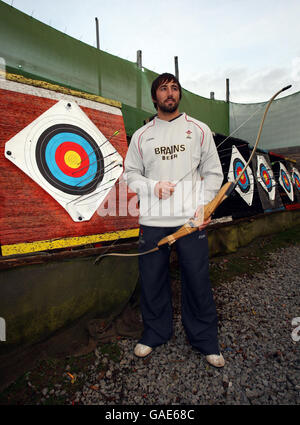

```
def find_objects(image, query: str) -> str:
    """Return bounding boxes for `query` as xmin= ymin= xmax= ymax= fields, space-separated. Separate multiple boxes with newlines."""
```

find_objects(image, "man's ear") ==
xmin=152 ymin=98 xmax=157 ymax=110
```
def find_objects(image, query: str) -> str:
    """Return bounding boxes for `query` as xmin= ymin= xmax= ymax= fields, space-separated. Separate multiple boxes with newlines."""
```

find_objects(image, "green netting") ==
xmin=0 ymin=0 xmax=229 ymax=136
xmin=230 ymin=91 xmax=300 ymax=150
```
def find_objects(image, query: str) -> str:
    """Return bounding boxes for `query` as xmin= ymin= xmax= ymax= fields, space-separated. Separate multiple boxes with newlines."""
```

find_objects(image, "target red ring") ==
xmin=237 ymin=166 xmax=246 ymax=184
xmin=262 ymin=170 xmax=270 ymax=186
xmin=55 ymin=142 xmax=88 ymax=178
xmin=233 ymin=158 xmax=250 ymax=193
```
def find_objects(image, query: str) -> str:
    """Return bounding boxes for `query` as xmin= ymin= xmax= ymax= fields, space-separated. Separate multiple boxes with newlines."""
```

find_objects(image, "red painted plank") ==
xmin=0 ymin=87 xmax=139 ymax=247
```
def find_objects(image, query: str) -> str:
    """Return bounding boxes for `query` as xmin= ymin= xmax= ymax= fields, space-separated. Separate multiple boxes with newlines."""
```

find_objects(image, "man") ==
xmin=124 ymin=73 xmax=225 ymax=367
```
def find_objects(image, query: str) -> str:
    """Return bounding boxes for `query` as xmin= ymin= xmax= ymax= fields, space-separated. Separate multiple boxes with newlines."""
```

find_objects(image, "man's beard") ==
xmin=156 ymin=98 xmax=179 ymax=113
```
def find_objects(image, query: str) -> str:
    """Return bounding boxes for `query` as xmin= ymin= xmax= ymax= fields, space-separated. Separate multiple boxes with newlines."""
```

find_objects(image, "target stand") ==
xmin=5 ymin=100 xmax=123 ymax=222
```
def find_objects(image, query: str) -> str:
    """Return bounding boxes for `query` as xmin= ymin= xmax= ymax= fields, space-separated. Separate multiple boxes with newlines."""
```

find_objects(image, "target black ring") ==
xmin=35 ymin=124 xmax=104 ymax=195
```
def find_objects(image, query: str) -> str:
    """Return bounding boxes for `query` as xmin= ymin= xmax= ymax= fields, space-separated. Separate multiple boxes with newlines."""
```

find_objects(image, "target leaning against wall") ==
xmin=4 ymin=100 xmax=123 ymax=222
xmin=278 ymin=162 xmax=294 ymax=202
xmin=227 ymin=145 xmax=254 ymax=206
xmin=256 ymin=154 xmax=276 ymax=201
xmin=291 ymin=167 xmax=300 ymax=193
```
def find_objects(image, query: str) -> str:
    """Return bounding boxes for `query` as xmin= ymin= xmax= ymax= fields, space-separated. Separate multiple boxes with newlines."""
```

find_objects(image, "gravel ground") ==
xmin=47 ymin=245 xmax=299 ymax=406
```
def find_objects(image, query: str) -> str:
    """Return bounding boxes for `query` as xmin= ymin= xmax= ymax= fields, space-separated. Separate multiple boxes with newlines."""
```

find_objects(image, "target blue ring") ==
xmin=45 ymin=132 xmax=98 ymax=187
xmin=36 ymin=124 xmax=104 ymax=196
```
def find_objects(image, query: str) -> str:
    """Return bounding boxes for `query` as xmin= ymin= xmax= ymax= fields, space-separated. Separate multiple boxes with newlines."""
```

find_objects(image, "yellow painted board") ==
xmin=1 ymin=228 xmax=139 ymax=256
xmin=1 ymin=71 xmax=122 ymax=109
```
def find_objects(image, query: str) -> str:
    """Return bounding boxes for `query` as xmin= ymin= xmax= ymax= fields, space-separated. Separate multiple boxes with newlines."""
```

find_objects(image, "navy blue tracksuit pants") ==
xmin=138 ymin=225 xmax=219 ymax=355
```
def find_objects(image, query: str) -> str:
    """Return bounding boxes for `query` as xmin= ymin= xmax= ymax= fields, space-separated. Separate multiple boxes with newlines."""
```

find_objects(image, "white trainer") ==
xmin=206 ymin=353 xmax=225 ymax=368
xmin=134 ymin=343 xmax=153 ymax=358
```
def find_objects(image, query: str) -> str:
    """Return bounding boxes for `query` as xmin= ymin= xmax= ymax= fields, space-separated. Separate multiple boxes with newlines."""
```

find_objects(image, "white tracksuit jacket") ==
xmin=124 ymin=113 xmax=223 ymax=227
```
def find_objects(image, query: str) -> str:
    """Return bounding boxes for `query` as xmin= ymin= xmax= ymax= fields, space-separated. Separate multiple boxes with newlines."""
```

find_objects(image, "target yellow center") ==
xmin=64 ymin=150 xmax=81 ymax=168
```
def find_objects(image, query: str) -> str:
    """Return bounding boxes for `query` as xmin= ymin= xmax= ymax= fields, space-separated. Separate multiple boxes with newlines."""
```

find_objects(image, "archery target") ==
xmin=4 ymin=100 xmax=123 ymax=222
xmin=35 ymin=124 xmax=104 ymax=196
xmin=256 ymin=154 xmax=276 ymax=201
xmin=279 ymin=162 xmax=294 ymax=202
xmin=291 ymin=167 xmax=300 ymax=192
xmin=228 ymin=145 xmax=254 ymax=206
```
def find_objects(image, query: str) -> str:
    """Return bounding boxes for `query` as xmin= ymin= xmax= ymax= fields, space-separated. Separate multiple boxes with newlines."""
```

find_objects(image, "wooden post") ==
xmin=95 ymin=18 xmax=101 ymax=95
xmin=136 ymin=51 xmax=142 ymax=109
xmin=95 ymin=18 xmax=100 ymax=49
xmin=137 ymin=50 xmax=142 ymax=68
xmin=226 ymin=78 xmax=230 ymax=102
xmin=174 ymin=56 xmax=179 ymax=80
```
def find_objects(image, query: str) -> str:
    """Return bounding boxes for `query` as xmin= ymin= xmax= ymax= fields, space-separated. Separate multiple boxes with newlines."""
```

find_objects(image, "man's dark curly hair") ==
xmin=151 ymin=73 xmax=182 ymax=110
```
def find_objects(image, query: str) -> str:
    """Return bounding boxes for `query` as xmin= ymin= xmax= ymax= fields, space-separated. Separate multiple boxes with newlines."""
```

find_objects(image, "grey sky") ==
xmin=3 ymin=0 xmax=300 ymax=103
